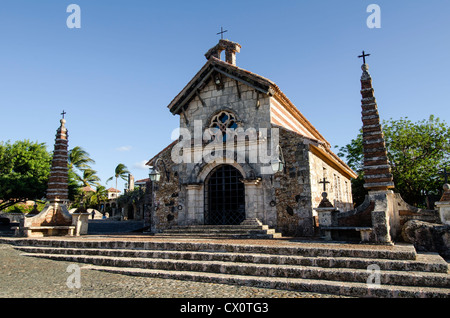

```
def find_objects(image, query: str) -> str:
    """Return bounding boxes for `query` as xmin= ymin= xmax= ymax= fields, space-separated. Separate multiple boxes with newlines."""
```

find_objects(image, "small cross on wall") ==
xmin=319 ymin=177 xmax=331 ymax=192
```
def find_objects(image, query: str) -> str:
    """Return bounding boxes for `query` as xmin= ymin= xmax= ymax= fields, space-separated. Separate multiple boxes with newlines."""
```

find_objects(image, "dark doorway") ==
xmin=205 ymin=165 xmax=245 ymax=225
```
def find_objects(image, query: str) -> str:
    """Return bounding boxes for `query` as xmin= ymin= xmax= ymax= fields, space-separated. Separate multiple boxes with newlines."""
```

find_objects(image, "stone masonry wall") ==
xmin=273 ymin=127 xmax=313 ymax=236
xmin=181 ymin=76 xmax=272 ymax=135
xmin=308 ymin=150 xmax=354 ymax=211
xmin=147 ymin=143 xmax=181 ymax=233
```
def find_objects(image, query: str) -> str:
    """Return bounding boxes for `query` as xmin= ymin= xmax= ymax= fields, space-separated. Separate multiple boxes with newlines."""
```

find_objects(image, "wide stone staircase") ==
xmin=157 ymin=219 xmax=282 ymax=239
xmin=2 ymin=237 xmax=449 ymax=298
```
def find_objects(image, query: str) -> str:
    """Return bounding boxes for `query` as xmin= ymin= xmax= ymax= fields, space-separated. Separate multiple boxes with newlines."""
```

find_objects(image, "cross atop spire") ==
xmin=358 ymin=50 xmax=371 ymax=64
xmin=61 ymin=110 xmax=67 ymax=119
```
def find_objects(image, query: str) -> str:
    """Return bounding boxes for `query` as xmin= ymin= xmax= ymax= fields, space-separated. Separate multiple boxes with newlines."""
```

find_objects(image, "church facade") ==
xmin=146 ymin=40 xmax=357 ymax=236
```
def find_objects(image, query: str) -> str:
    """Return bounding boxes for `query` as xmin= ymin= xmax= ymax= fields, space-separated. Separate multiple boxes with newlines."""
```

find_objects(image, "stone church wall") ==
xmin=146 ymin=142 xmax=182 ymax=233
xmin=181 ymin=77 xmax=272 ymax=135
xmin=272 ymin=127 xmax=354 ymax=236
xmin=308 ymin=150 xmax=354 ymax=211
xmin=273 ymin=127 xmax=314 ymax=236
xmin=147 ymin=73 xmax=354 ymax=236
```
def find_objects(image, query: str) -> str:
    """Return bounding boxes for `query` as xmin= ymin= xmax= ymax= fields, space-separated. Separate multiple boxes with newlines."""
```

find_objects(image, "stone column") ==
xmin=360 ymin=63 xmax=395 ymax=191
xmin=242 ymin=179 xmax=263 ymax=221
xmin=369 ymin=190 xmax=393 ymax=244
xmin=72 ymin=212 xmax=89 ymax=236
xmin=314 ymin=192 xmax=338 ymax=240
xmin=186 ymin=184 xmax=203 ymax=225
xmin=360 ymin=62 xmax=394 ymax=244
xmin=46 ymin=118 xmax=69 ymax=203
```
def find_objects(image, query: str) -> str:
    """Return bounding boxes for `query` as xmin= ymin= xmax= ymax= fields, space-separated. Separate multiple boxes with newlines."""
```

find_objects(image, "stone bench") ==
xmin=320 ymin=226 xmax=373 ymax=242
xmin=15 ymin=226 xmax=76 ymax=237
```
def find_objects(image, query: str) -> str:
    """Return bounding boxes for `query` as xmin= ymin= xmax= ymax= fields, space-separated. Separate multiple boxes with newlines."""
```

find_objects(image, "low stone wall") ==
xmin=0 ymin=213 xmax=24 ymax=223
xmin=393 ymin=193 xmax=440 ymax=227
xmin=402 ymin=220 xmax=450 ymax=260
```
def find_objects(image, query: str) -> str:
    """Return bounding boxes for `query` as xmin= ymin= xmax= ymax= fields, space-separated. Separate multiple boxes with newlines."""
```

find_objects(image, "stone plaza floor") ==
xmin=0 ymin=242 xmax=345 ymax=299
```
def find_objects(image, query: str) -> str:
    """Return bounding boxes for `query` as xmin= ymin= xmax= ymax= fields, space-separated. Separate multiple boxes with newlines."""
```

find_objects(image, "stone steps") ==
xmin=13 ymin=246 xmax=448 ymax=273
xmin=59 ymin=264 xmax=450 ymax=298
xmin=158 ymin=224 xmax=282 ymax=239
xmin=3 ymin=238 xmax=449 ymax=298
xmin=4 ymin=238 xmax=419 ymax=260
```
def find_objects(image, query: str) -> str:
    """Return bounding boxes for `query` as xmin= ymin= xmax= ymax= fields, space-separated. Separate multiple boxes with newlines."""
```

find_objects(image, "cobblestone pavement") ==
xmin=0 ymin=244 xmax=345 ymax=298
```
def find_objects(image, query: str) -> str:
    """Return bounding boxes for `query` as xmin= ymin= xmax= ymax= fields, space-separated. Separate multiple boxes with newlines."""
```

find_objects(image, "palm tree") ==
xmin=69 ymin=146 xmax=95 ymax=171
xmin=68 ymin=146 xmax=97 ymax=200
xmin=90 ymin=185 xmax=108 ymax=211
xmin=106 ymin=163 xmax=130 ymax=191
xmin=77 ymin=168 xmax=101 ymax=187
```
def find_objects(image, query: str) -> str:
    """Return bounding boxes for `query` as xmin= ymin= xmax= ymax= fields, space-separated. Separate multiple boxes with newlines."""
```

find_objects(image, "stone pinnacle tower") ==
xmin=359 ymin=57 xmax=395 ymax=191
xmin=46 ymin=117 xmax=69 ymax=203
xmin=20 ymin=113 xmax=75 ymax=237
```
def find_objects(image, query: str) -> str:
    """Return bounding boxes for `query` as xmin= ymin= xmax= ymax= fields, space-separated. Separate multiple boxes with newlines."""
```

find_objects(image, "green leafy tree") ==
xmin=338 ymin=116 xmax=450 ymax=207
xmin=106 ymin=163 xmax=130 ymax=191
xmin=0 ymin=140 xmax=52 ymax=211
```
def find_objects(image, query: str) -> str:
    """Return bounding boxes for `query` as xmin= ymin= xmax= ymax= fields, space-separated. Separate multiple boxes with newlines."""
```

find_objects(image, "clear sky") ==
xmin=0 ymin=0 xmax=449 ymax=192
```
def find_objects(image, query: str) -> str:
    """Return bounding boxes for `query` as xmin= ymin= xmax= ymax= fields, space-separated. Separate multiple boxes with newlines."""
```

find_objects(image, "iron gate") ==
xmin=205 ymin=165 xmax=245 ymax=225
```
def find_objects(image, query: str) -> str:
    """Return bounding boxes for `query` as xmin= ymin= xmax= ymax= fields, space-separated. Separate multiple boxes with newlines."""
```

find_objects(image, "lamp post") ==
xmin=147 ymin=166 xmax=161 ymax=233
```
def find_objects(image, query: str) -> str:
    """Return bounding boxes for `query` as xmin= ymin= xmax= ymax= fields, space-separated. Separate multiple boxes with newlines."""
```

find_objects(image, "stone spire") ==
xmin=46 ymin=117 xmax=69 ymax=203
xmin=360 ymin=62 xmax=395 ymax=191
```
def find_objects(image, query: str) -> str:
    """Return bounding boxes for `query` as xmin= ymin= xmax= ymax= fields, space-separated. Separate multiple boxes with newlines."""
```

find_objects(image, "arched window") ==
xmin=209 ymin=110 xmax=238 ymax=142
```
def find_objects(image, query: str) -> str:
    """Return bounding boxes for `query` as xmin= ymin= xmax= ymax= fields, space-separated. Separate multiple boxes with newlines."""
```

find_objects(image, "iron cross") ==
xmin=319 ymin=177 xmax=331 ymax=192
xmin=217 ymin=27 xmax=228 ymax=40
xmin=358 ymin=50 xmax=371 ymax=64
xmin=61 ymin=110 xmax=67 ymax=119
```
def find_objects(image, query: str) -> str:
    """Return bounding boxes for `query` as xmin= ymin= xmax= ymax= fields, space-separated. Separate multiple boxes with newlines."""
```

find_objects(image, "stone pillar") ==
xmin=360 ymin=63 xmax=395 ymax=191
xmin=46 ymin=118 xmax=69 ymax=203
xmin=369 ymin=190 xmax=393 ymax=244
xmin=242 ymin=179 xmax=263 ymax=221
xmin=314 ymin=192 xmax=338 ymax=240
xmin=72 ymin=212 xmax=89 ymax=236
xmin=360 ymin=62 xmax=394 ymax=245
xmin=186 ymin=184 xmax=203 ymax=225
xmin=20 ymin=116 xmax=73 ymax=237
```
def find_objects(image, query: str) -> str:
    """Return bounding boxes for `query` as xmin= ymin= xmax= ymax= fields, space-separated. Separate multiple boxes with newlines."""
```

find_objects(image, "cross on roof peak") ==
xmin=61 ymin=110 xmax=67 ymax=119
xmin=217 ymin=27 xmax=228 ymax=40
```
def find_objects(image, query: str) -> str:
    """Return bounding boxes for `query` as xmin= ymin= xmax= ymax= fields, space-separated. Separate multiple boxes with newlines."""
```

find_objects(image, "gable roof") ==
xmin=167 ymin=57 xmax=276 ymax=115
xmin=167 ymin=56 xmax=329 ymax=146
xmin=163 ymin=53 xmax=356 ymax=178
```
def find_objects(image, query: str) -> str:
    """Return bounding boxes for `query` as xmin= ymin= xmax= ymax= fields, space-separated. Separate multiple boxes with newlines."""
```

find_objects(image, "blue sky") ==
xmin=0 ymin=0 xmax=449 ymax=191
